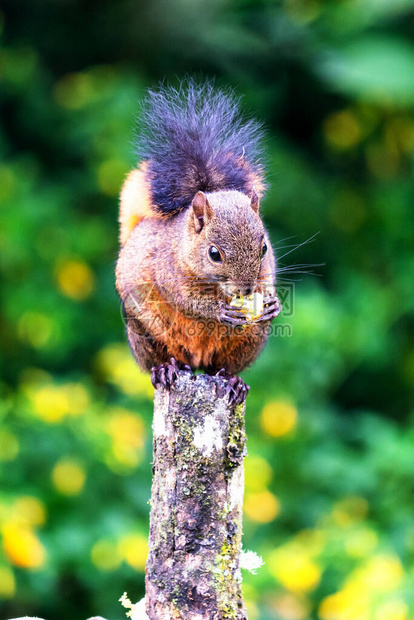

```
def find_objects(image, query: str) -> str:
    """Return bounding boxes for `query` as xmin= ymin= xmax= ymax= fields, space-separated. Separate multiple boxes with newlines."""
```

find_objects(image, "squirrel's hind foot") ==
xmin=151 ymin=357 xmax=192 ymax=390
xmin=215 ymin=369 xmax=250 ymax=406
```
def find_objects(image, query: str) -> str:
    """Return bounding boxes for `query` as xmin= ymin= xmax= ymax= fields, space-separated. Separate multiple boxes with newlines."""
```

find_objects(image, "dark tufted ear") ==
xmin=250 ymin=188 xmax=260 ymax=213
xmin=192 ymin=191 xmax=213 ymax=233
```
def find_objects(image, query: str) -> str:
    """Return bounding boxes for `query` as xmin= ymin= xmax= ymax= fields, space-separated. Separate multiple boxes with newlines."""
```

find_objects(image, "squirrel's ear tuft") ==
xmin=192 ymin=191 xmax=213 ymax=233
xmin=250 ymin=188 xmax=260 ymax=213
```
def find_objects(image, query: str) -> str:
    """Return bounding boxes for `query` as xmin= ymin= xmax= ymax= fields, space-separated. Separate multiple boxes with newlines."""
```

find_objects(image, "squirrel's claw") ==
xmin=151 ymin=357 xmax=193 ymax=390
xmin=256 ymin=295 xmax=282 ymax=322
xmin=219 ymin=302 xmax=248 ymax=326
xmin=215 ymin=369 xmax=250 ymax=406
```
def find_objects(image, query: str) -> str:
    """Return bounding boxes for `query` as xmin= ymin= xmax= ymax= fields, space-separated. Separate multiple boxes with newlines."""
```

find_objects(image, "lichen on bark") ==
xmin=145 ymin=372 xmax=248 ymax=620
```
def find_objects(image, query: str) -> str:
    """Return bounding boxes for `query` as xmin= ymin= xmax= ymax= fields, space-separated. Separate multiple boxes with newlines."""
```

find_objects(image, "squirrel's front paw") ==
xmin=151 ymin=357 xmax=192 ymax=390
xmin=215 ymin=369 xmax=250 ymax=406
xmin=218 ymin=301 xmax=249 ymax=326
xmin=255 ymin=295 xmax=282 ymax=322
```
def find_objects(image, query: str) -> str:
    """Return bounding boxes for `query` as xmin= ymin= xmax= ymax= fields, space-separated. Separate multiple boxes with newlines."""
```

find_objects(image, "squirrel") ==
xmin=115 ymin=79 xmax=281 ymax=405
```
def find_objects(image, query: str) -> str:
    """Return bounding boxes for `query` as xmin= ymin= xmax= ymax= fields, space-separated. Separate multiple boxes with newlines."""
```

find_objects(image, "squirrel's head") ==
xmin=184 ymin=190 xmax=272 ymax=298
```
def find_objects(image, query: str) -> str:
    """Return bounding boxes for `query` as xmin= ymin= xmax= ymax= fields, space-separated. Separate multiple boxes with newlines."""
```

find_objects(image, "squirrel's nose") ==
xmin=235 ymin=285 xmax=254 ymax=296
xmin=224 ymin=282 xmax=256 ymax=297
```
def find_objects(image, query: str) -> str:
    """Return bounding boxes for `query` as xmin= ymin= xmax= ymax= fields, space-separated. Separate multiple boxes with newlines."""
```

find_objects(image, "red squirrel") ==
xmin=115 ymin=80 xmax=281 ymax=405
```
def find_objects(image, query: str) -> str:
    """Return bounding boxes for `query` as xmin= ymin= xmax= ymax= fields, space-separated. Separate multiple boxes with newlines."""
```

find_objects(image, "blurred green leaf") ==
xmin=319 ymin=36 xmax=414 ymax=104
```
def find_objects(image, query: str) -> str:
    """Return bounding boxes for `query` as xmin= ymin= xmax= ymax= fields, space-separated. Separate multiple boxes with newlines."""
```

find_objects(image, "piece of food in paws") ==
xmin=230 ymin=292 xmax=264 ymax=320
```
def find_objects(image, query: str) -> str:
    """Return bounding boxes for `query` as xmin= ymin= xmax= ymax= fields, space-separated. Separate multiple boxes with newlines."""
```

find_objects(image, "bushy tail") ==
xmin=135 ymin=78 xmax=266 ymax=215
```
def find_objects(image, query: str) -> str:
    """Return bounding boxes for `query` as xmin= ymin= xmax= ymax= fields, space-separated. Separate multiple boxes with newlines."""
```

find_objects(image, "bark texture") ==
xmin=145 ymin=372 xmax=247 ymax=620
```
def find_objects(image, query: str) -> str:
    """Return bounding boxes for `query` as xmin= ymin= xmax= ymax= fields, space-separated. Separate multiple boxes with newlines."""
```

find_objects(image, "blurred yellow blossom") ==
xmin=387 ymin=117 xmax=414 ymax=153
xmin=56 ymin=259 xmax=95 ymax=300
xmin=365 ymin=140 xmax=400 ymax=180
xmin=95 ymin=343 xmax=153 ymax=398
xmin=375 ymin=599 xmax=409 ymax=620
xmin=64 ymin=383 xmax=91 ymax=415
xmin=244 ymin=490 xmax=280 ymax=523
xmin=14 ymin=496 xmax=46 ymax=527
xmin=357 ymin=553 xmax=404 ymax=593
xmin=18 ymin=312 xmax=54 ymax=348
xmin=260 ymin=400 xmax=297 ymax=437
xmin=319 ymin=582 xmax=371 ymax=620
xmin=295 ymin=529 xmax=325 ymax=556
xmin=28 ymin=380 xmax=90 ymax=423
xmin=332 ymin=496 xmax=369 ymax=527
xmin=118 ymin=533 xmax=148 ymax=571
xmin=345 ymin=527 xmax=378 ymax=558
xmin=97 ymin=159 xmax=129 ymax=196
xmin=0 ymin=566 xmax=16 ymax=598
xmin=269 ymin=543 xmax=321 ymax=593
xmin=52 ymin=459 xmax=86 ymax=496
xmin=319 ymin=554 xmax=405 ymax=620
xmin=324 ymin=110 xmax=362 ymax=150
xmin=2 ymin=523 xmax=46 ymax=569
xmin=244 ymin=455 xmax=273 ymax=492
xmin=91 ymin=539 xmax=122 ymax=571
xmin=0 ymin=430 xmax=19 ymax=462
xmin=106 ymin=407 xmax=145 ymax=470
xmin=53 ymin=72 xmax=95 ymax=109
xmin=244 ymin=599 xmax=259 ymax=620
xmin=32 ymin=384 xmax=70 ymax=422
xmin=272 ymin=592 xmax=310 ymax=620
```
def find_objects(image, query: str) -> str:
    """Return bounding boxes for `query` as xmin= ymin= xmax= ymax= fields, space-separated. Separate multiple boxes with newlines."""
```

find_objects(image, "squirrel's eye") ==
xmin=208 ymin=245 xmax=222 ymax=263
xmin=261 ymin=242 xmax=268 ymax=259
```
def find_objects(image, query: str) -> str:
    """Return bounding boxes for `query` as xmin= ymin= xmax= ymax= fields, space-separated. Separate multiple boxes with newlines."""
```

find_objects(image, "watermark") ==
xmin=119 ymin=279 xmax=295 ymax=339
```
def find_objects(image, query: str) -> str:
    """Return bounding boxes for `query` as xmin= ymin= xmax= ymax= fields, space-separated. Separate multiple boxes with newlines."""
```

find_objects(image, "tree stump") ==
xmin=145 ymin=371 xmax=248 ymax=620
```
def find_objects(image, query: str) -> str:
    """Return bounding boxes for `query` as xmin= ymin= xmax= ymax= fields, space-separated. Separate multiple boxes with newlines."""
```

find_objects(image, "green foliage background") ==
xmin=1 ymin=1 xmax=414 ymax=619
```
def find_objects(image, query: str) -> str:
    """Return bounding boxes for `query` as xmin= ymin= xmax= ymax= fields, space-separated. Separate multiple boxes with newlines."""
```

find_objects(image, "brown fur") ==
xmin=119 ymin=162 xmax=162 ymax=246
xmin=116 ymin=173 xmax=276 ymax=375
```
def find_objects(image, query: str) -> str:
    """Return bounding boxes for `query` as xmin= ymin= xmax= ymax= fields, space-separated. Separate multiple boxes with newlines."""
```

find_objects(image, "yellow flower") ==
xmin=106 ymin=408 xmax=145 ymax=470
xmin=14 ymin=496 xmax=46 ymax=527
xmin=2 ymin=523 xmax=46 ymax=569
xmin=91 ymin=539 xmax=122 ymax=571
xmin=53 ymin=72 xmax=95 ymax=109
xmin=0 ymin=566 xmax=15 ymax=598
xmin=95 ymin=343 xmax=153 ymax=398
xmin=269 ymin=543 xmax=321 ymax=593
xmin=345 ymin=527 xmax=378 ymax=558
xmin=260 ymin=400 xmax=297 ymax=437
xmin=0 ymin=430 xmax=19 ymax=462
xmin=331 ymin=496 xmax=369 ymax=527
xmin=32 ymin=384 xmax=70 ymax=422
xmin=272 ymin=592 xmax=310 ymax=620
xmin=97 ymin=159 xmax=129 ymax=196
xmin=52 ymin=459 xmax=86 ymax=496
xmin=244 ymin=599 xmax=259 ymax=620
xmin=375 ymin=599 xmax=409 ymax=620
xmin=319 ymin=584 xmax=370 ymax=620
xmin=294 ymin=529 xmax=325 ymax=556
xmin=56 ymin=259 xmax=95 ymax=300
xmin=18 ymin=312 xmax=54 ymax=348
xmin=64 ymin=382 xmax=90 ymax=416
xmin=324 ymin=110 xmax=362 ymax=151
xmin=244 ymin=455 xmax=273 ymax=492
xmin=30 ymin=382 xmax=89 ymax=422
xmin=358 ymin=554 xmax=404 ymax=593
xmin=319 ymin=554 xmax=406 ymax=620
xmin=118 ymin=533 xmax=148 ymax=572
xmin=244 ymin=490 xmax=280 ymax=523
